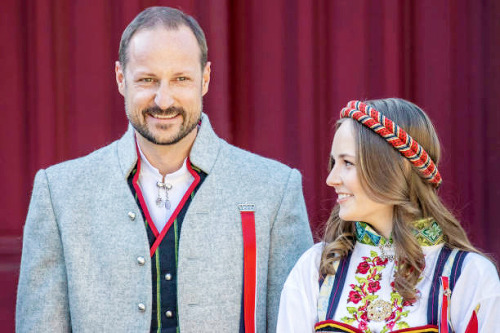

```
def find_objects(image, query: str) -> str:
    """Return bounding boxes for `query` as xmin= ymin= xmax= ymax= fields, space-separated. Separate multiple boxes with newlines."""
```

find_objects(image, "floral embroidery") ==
xmin=341 ymin=250 xmax=417 ymax=332
xmin=355 ymin=219 xmax=445 ymax=247
xmin=413 ymin=218 xmax=445 ymax=246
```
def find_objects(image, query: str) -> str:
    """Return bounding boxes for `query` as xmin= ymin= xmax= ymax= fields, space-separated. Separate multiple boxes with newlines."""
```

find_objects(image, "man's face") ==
xmin=115 ymin=26 xmax=210 ymax=145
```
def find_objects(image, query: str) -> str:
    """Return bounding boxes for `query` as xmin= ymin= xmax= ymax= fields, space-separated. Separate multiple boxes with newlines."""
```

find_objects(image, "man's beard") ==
xmin=129 ymin=105 xmax=201 ymax=145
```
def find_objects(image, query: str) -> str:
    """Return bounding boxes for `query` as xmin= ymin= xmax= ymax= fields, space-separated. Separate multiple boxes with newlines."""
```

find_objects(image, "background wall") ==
xmin=1 ymin=0 xmax=499 ymax=330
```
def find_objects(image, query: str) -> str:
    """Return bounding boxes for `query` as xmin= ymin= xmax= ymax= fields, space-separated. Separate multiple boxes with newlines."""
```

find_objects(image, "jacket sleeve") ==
xmin=16 ymin=170 xmax=71 ymax=332
xmin=266 ymin=168 xmax=313 ymax=332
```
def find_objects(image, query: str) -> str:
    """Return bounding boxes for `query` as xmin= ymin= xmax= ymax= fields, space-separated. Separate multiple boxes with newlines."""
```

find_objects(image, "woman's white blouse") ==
xmin=277 ymin=243 xmax=500 ymax=333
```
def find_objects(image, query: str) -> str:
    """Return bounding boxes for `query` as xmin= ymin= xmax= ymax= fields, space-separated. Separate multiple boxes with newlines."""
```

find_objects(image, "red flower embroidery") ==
xmin=374 ymin=256 xmax=388 ymax=266
xmin=341 ymin=249 xmax=417 ymax=330
xmin=403 ymin=299 xmax=416 ymax=307
xmin=357 ymin=261 xmax=370 ymax=274
xmin=348 ymin=290 xmax=362 ymax=304
xmin=367 ymin=281 xmax=381 ymax=293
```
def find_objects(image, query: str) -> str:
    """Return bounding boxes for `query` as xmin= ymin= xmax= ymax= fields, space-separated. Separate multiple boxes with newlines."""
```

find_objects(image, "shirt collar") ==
xmin=137 ymin=143 xmax=189 ymax=181
xmin=355 ymin=218 xmax=444 ymax=246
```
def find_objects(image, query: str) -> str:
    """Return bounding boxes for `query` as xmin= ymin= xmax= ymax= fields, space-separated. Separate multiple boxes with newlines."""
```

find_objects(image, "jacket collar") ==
xmin=117 ymin=112 xmax=221 ymax=179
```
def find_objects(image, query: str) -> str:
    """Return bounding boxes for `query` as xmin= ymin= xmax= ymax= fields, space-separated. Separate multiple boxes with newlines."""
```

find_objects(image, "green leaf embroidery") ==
xmin=355 ymin=276 xmax=368 ymax=284
xmin=341 ymin=316 xmax=355 ymax=324
xmin=396 ymin=321 xmax=410 ymax=329
xmin=346 ymin=307 xmax=357 ymax=314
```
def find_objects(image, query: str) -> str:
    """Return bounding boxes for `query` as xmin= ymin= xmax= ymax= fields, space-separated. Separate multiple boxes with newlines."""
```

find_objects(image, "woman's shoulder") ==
xmin=285 ymin=242 xmax=324 ymax=287
xmin=299 ymin=242 xmax=324 ymax=261
xmin=461 ymin=252 xmax=499 ymax=280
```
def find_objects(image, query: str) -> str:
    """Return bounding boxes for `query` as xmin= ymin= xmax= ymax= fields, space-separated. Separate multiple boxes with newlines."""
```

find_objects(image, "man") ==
xmin=16 ymin=6 xmax=312 ymax=333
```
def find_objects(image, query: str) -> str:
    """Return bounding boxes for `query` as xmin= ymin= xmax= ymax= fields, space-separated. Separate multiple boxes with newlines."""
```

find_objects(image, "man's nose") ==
xmin=154 ymin=82 xmax=175 ymax=110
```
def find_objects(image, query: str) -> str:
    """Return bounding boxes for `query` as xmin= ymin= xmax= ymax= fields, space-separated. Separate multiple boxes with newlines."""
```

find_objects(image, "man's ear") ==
xmin=115 ymin=61 xmax=125 ymax=96
xmin=201 ymin=61 xmax=211 ymax=96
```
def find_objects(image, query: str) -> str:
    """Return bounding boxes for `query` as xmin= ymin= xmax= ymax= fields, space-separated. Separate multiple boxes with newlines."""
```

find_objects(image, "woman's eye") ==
xmin=328 ymin=158 xmax=335 ymax=171
xmin=345 ymin=160 xmax=354 ymax=167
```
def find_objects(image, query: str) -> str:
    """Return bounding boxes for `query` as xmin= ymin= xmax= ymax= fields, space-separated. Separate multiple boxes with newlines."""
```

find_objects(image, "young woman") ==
xmin=277 ymin=98 xmax=500 ymax=332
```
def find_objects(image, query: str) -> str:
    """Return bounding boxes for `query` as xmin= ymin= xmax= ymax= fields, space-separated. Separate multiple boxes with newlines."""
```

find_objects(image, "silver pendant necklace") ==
xmin=156 ymin=181 xmax=173 ymax=209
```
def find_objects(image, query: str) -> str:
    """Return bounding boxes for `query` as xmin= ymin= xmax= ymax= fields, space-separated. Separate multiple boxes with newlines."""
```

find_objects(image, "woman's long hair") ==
xmin=320 ymin=98 xmax=483 ymax=302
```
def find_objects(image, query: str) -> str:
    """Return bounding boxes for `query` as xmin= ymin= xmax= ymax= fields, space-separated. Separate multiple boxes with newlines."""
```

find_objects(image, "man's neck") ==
xmin=136 ymin=129 xmax=197 ymax=176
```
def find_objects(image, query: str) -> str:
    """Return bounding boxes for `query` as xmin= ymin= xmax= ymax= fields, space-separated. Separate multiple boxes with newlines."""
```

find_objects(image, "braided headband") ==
xmin=340 ymin=100 xmax=442 ymax=188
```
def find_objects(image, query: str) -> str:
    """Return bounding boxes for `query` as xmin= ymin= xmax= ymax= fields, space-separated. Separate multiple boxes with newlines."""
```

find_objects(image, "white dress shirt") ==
xmin=137 ymin=146 xmax=194 ymax=232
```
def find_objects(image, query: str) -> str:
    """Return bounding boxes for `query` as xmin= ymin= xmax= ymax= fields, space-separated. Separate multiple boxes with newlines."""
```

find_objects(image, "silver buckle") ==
xmin=238 ymin=204 xmax=255 ymax=212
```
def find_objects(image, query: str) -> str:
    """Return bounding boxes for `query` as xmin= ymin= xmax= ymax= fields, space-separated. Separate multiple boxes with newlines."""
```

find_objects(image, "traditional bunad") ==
xmin=277 ymin=100 xmax=500 ymax=333
xmin=277 ymin=220 xmax=500 ymax=332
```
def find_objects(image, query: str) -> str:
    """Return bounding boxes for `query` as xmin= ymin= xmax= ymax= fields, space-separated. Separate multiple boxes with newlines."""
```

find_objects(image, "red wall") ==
xmin=1 ymin=0 xmax=499 ymax=331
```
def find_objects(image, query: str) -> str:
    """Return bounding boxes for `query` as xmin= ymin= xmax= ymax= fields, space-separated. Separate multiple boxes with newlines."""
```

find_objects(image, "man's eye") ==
xmin=177 ymin=77 xmax=188 ymax=81
xmin=141 ymin=78 xmax=154 ymax=82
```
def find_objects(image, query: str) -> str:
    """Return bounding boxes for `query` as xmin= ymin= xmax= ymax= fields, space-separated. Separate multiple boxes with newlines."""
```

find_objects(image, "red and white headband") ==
xmin=340 ymin=100 xmax=442 ymax=188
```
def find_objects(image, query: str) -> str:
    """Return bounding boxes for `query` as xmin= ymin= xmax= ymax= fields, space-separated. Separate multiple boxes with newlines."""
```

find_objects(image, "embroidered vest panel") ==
xmin=315 ymin=247 xmax=468 ymax=333
xmin=128 ymin=163 xmax=206 ymax=333
xmin=315 ymin=221 xmax=468 ymax=333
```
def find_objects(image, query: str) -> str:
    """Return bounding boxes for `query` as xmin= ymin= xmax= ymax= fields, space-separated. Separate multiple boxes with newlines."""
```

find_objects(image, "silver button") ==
xmin=165 ymin=310 xmax=173 ymax=318
xmin=138 ymin=303 xmax=146 ymax=312
xmin=137 ymin=257 xmax=146 ymax=265
xmin=128 ymin=212 xmax=136 ymax=220
xmin=165 ymin=273 xmax=172 ymax=281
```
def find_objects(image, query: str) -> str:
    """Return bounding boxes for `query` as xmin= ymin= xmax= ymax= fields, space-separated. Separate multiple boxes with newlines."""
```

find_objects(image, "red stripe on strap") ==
xmin=440 ymin=276 xmax=450 ymax=333
xmin=241 ymin=210 xmax=257 ymax=333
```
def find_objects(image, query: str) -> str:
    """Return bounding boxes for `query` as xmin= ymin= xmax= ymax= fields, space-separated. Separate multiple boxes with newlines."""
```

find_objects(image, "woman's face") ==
xmin=326 ymin=119 xmax=394 ymax=238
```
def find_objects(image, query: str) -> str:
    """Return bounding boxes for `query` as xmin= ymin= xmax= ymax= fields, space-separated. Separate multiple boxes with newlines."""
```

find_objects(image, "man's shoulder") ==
xmin=221 ymin=141 xmax=295 ymax=177
xmin=44 ymin=138 xmax=120 ymax=177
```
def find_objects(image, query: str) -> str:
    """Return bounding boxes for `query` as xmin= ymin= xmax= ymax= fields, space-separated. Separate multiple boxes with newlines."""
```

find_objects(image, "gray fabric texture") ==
xmin=16 ymin=113 xmax=313 ymax=332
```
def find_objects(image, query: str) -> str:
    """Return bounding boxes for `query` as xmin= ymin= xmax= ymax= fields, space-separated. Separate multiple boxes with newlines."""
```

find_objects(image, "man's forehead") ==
xmin=130 ymin=25 xmax=198 ymax=50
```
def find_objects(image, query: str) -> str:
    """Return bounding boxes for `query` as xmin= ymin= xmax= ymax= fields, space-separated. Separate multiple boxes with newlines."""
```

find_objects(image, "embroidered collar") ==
xmin=355 ymin=218 xmax=444 ymax=246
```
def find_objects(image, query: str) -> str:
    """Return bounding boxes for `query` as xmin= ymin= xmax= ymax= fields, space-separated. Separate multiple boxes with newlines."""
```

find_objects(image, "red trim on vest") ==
xmin=241 ymin=210 xmax=257 ymax=333
xmin=440 ymin=276 xmax=450 ymax=333
xmin=132 ymin=144 xmax=201 ymax=257
xmin=314 ymin=320 xmax=438 ymax=333
xmin=395 ymin=325 xmax=439 ymax=332
xmin=314 ymin=320 xmax=364 ymax=333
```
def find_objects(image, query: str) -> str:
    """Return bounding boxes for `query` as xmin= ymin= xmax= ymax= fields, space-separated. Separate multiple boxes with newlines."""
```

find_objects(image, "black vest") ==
xmin=128 ymin=162 xmax=206 ymax=333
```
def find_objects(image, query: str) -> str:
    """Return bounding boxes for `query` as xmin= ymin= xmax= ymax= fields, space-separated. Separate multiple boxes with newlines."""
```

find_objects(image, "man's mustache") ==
xmin=143 ymin=106 xmax=185 ymax=116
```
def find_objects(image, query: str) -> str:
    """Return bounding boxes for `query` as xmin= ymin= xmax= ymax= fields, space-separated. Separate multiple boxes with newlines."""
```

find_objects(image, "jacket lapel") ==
xmin=117 ymin=124 xmax=138 ymax=179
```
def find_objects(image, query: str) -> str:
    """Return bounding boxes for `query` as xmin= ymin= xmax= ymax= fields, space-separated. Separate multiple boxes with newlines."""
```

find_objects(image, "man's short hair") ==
xmin=119 ymin=6 xmax=208 ymax=70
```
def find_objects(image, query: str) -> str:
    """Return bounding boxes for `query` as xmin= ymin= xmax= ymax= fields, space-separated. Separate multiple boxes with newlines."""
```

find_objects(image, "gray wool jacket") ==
xmin=16 ymin=113 xmax=313 ymax=333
